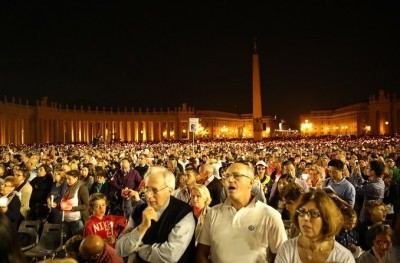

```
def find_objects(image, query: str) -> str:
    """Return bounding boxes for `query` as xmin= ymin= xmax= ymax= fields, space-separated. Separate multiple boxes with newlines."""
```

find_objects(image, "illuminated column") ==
xmin=252 ymin=39 xmax=263 ymax=141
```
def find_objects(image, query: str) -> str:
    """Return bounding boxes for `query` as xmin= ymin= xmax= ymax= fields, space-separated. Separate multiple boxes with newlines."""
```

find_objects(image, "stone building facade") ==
xmin=300 ymin=90 xmax=400 ymax=136
xmin=0 ymin=96 xmax=274 ymax=145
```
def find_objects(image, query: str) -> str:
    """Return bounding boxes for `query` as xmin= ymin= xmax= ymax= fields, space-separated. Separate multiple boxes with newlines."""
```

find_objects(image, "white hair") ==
xmin=144 ymin=166 xmax=176 ymax=190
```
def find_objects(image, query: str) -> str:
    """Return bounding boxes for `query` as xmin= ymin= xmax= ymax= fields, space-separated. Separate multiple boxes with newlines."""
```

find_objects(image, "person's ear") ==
xmin=249 ymin=178 xmax=254 ymax=188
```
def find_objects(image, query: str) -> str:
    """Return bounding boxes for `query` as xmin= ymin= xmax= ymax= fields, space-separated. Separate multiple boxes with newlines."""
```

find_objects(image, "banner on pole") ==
xmin=189 ymin=118 xmax=199 ymax=132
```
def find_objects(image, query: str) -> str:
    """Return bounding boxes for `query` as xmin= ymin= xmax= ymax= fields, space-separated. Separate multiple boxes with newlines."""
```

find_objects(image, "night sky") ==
xmin=1 ymin=1 xmax=399 ymax=127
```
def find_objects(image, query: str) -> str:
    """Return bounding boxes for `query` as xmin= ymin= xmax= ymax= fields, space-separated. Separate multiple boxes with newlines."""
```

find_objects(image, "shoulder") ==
xmin=331 ymin=241 xmax=356 ymax=262
xmin=78 ymin=184 xmax=89 ymax=194
xmin=169 ymin=196 xmax=192 ymax=211
xmin=24 ymin=182 xmax=33 ymax=190
xmin=255 ymin=201 xmax=282 ymax=217
xmin=358 ymin=250 xmax=375 ymax=262
xmin=206 ymin=203 xmax=225 ymax=216
xmin=277 ymin=237 xmax=298 ymax=253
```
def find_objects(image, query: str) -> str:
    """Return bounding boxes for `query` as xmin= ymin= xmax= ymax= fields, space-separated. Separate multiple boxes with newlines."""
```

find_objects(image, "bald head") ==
xmin=79 ymin=234 xmax=105 ymax=260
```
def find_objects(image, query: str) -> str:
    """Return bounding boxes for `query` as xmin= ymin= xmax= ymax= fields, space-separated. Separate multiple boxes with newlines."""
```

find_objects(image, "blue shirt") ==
xmin=324 ymin=177 xmax=356 ymax=206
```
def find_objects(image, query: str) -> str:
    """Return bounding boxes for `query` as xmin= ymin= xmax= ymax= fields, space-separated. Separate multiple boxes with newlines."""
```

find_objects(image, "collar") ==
xmin=372 ymin=246 xmax=383 ymax=260
xmin=206 ymin=175 xmax=215 ymax=184
xmin=223 ymin=195 xmax=257 ymax=209
xmin=332 ymin=177 xmax=347 ymax=184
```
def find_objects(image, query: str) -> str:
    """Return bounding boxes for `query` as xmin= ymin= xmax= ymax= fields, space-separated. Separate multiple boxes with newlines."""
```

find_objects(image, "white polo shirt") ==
xmin=198 ymin=197 xmax=287 ymax=263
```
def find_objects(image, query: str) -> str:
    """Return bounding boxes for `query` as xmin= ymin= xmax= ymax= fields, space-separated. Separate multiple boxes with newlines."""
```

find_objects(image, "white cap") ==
xmin=255 ymin=160 xmax=267 ymax=167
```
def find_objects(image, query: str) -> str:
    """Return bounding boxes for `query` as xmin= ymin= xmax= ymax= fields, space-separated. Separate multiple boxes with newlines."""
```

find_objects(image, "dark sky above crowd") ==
xmin=1 ymin=1 xmax=399 ymax=127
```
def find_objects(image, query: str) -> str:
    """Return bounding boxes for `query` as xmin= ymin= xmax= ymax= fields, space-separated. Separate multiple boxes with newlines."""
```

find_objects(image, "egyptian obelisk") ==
xmin=252 ymin=39 xmax=263 ymax=141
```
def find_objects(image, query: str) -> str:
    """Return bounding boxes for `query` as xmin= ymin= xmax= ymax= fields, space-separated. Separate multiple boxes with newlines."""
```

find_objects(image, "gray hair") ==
xmin=144 ymin=166 xmax=176 ymax=190
xmin=199 ymin=163 xmax=213 ymax=175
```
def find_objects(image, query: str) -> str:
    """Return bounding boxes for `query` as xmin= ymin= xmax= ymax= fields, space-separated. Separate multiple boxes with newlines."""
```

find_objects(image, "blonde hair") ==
xmin=191 ymin=184 xmax=212 ymax=207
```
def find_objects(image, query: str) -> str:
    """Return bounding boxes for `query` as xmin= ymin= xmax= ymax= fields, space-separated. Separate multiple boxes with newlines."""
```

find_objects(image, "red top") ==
xmin=83 ymin=215 xmax=127 ymax=247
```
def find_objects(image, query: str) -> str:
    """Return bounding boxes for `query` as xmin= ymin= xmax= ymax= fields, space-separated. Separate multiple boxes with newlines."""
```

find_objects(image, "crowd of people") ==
xmin=0 ymin=134 xmax=399 ymax=262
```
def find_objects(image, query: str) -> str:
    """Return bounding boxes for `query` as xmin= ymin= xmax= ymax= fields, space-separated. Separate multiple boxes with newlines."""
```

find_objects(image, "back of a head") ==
xmin=369 ymin=159 xmax=384 ymax=177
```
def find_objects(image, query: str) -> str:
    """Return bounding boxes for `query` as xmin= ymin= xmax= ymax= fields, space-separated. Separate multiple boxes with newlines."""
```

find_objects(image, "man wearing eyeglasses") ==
xmin=116 ymin=166 xmax=196 ymax=262
xmin=197 ymin=162 xmax=287 ymax=263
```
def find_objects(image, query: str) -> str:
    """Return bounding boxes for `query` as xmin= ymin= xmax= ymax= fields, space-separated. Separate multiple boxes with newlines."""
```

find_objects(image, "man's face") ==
xmin=224 ymin=163 xmax=253 ymax=201
xmin=327 ymin=166 xmax=343 ymax=181
xmin=144 ymin=173 xmax=171 ymax=211
xmin=198 ymin=169 xmax=209 ymax=182
xmin=185 ymin=171 xmax=197 ymax=186
xmin=92 ymin=199 xmax=107 ymax=218
xmin=121 ymin=161 xmax=130 ymax=174
xmin=139 ymin=155 xmax=147 ymax=166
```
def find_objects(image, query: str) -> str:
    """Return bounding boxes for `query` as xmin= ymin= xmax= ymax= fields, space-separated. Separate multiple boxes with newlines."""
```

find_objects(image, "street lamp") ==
xmin=300 ymin=120 xmax=313 ymax=136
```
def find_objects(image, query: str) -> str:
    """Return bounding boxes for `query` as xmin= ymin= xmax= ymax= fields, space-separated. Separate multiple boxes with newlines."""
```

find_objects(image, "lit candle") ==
xmin=61 ymin=210 xmax=64 ymax=222
xmin=50 ymin=194 xmax=54 ymax=206
xmin=110 ymin=221 xmax=114 ymax=236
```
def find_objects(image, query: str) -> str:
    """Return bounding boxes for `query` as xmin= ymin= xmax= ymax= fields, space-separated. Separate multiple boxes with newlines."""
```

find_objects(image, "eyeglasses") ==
xmin=224 ymin=173 xmax=253 ymax=180
xmin=375 ymin=240 xmax=391 ymax=246
xmin=296 ymin=208 xmax=321 ymax=218
xmin=257 ymin=167 xmax=266 ymax=170
xmin=144 ymin=186 xmax=169 ymax=195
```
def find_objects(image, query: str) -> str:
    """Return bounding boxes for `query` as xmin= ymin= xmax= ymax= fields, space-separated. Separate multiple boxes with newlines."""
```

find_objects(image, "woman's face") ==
xmin=373 ymin=233 xmax=392 ymax=257
xmin=283 ymin=198 xmax=295 ymax=215
xmin=66 ymin=175 xmax=78 ymax=186
xmin=277 ymin=178 xmax=288 ymax=192
xmin=297 ymin=201 xmax=323 ymax=239
xmin=191 ymin=188 xmax=206 ymax=210
xmin=370 ymin=205 xmax=386 ymax=223
xmin=178 ymin=174 xmax=187 ymax=188
xmin=80 ymin=167 xmax=89 ymax=177
xmin=53 ymin=171 xmax=62 ymax=182
xmin=256 ymin=165 xmax=266 ymax=176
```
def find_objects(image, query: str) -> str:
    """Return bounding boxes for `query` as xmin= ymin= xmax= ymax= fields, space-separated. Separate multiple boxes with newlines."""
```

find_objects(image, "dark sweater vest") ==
xmin=132 ymin=196 xmax=195 ymax=263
